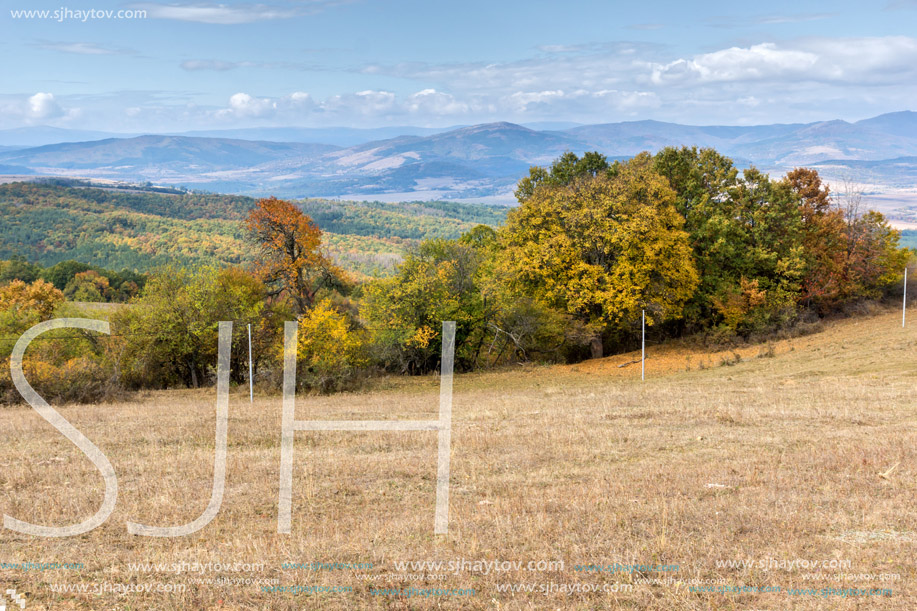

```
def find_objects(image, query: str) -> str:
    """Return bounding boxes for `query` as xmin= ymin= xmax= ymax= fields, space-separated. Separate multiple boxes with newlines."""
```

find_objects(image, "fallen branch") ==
xmin=617 ymin=356 xmax=648 ymax=368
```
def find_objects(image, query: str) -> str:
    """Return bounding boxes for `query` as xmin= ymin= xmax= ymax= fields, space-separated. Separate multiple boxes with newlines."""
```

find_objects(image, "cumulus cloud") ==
xmin=221 ymin=92 xmax=277 ymax=117
xmin=405 ymin=89 xmax=468 ymax=115
xmin=645 ymin=37 xmax=917 ymax=87
xmin=27 ymin=92 xmax=65 ymax=119
xmin=214 ymin=91 xmax=315 ymax=120
xmin=647 ymin=43 xmax=819 ymax=85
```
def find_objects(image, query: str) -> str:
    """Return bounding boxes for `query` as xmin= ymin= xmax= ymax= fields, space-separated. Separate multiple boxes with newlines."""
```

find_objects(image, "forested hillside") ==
xmin=0 ymin=180 xmax=505 ymax=277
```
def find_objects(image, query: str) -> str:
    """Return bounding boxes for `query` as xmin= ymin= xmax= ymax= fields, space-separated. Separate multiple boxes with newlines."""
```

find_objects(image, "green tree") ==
xmin=515 ymin=151 xmax=611 ymax=203
xmin=114 ymin=266 xmax=268 ymax=388
xmin=64 ymin=270 xmax=111 ymax=302
xmin=361 ymin=238 xmax=496 ymax=373
xmin=654 ymin=147 xmax=807 ymax=333
xmin=40 ymin=260 xmax=94 ymax=290
xmin=0 ymin=257 xmax=41 ymax=284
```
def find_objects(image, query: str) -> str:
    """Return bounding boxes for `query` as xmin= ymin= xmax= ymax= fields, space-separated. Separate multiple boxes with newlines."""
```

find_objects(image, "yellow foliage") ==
xmin=290 ymin=299 xmax=366 ymax=391
xmin=712 ymin=277 xmax=767 ymax=330
xmin=502 ymin=154 xmax=699 ymax=333
xmin=408 ymin=325 xmax=436 ymax=349
xmin=0 ymin=279 xmax=64 ymax=321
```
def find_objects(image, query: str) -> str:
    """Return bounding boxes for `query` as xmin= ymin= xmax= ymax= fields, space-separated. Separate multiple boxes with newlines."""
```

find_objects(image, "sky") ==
xmin=1 ymin=0 xmax=916 ymax=132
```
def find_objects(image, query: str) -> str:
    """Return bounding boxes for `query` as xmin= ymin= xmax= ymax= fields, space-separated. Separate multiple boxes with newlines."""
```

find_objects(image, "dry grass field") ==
xmin=2 ymin=305 xmax=917 ymax=610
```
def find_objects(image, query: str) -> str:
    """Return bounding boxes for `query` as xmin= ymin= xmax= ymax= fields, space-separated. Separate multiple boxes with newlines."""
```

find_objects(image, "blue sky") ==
xmin=2 ymin=0 xmax=917 ymax=131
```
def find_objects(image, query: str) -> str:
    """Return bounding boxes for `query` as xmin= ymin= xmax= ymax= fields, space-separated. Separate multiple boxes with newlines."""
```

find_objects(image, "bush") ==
xmin=0 ymin=355 xmax=118 ymax=405
xmin=288 ymin=299 xmax=367 ymax=393
xmin=0 ymin=286 xmax=120 ymax=405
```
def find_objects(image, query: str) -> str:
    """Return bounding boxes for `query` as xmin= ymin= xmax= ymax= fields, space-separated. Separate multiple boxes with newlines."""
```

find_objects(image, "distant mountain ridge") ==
xmin=1 ymin=111 xmax=916 ymax=201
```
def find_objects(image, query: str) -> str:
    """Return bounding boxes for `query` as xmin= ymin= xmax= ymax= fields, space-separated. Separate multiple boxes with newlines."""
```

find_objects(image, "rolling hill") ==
xmin=0 ymin=180 xmax=506 ymax=278
xmin=0 ymin=135 xmax=337 ymax=174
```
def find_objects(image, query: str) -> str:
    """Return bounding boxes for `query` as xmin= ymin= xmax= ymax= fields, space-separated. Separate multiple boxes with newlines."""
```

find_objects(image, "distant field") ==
xmin=1 ymin=305 xmax=915 ymax=609
xmin=0 ymin=181 xmax=506 ymax=278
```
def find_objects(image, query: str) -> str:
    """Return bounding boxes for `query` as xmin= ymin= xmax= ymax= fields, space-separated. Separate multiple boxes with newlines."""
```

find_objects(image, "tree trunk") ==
xmin=589 ymin=334 xmax=603 ymax=359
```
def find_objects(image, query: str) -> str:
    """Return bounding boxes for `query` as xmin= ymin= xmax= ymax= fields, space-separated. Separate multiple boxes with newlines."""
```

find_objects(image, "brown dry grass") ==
xmin=2 ymin=306 xmax=917 ymax=610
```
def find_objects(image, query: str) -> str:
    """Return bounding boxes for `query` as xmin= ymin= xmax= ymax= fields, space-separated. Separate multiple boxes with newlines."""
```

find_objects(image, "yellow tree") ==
xmin=502 ymin=153 xmax=698 ymax=358
xmin=0 ymin=278 xmax=65 ymax=322
xmin=245 ymin=197 xmax=346 ymax=315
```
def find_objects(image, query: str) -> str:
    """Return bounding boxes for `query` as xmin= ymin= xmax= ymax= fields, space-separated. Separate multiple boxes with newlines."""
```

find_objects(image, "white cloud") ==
xmin=214 ymin=91 xmax=315 ymax=120
xmin=222 ymin=92 xmax=276 ymax=117
xmin=179 ymin=58 xmax=315 ymax=71
xmin=360 ymin=43 xmax=661 ymax=98
xmin=405 ymin=89 xmax=468 ymax=115
xmin=289 ymin=91 xmax=313 ymax=105
xmin=646 ymin=37 xmax=917 ymax=86
xmin=803 ymin=36 xmax=917 ymax=82
xmin=647 ymin=43 xmax=819 ymax=85
xmin=132 ymin=3 xmax=297 ymax=24
xmin=27 ymin=92 xmax=64 ymax=119
xmin=705 ymin=12 xmax=836 ymax=28
xmin=321 ymin=90 xmax=397 ymax=117
xmin=507 ymin=89 xmax=565 ymax=112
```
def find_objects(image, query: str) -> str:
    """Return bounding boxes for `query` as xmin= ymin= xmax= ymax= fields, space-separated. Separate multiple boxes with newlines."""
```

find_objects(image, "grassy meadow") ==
xmin=1 ymin=305 xmax=916 ymax=609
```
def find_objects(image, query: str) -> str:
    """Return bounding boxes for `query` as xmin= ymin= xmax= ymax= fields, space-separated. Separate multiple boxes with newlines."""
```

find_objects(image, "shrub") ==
xmin=289 ymin=299 xmax=367 ymax=393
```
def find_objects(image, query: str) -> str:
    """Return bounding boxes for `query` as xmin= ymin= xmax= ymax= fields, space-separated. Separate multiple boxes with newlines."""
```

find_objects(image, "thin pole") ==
xmin=641 ymin=309 xmax=645 ymax=381
xmin=904 ymin=267 xmax=908 ymax=328
xmin=247 ymin=323 xmax=254 ymax=403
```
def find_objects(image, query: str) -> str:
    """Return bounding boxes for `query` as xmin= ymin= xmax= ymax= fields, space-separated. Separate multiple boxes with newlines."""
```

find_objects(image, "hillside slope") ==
xmin=0 ymin=181 xmax=505 ymax=277
xmin=562 ymin=305 xmax=914 ymax=381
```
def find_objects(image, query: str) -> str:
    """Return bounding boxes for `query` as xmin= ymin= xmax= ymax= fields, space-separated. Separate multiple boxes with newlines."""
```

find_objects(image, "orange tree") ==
xmin=244 ymin=197 xmax=347 ymax=315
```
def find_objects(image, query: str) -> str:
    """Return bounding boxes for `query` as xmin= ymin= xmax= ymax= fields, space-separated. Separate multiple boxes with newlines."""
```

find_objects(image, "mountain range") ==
xmin=2 ymin=112 xmax=916 ymax=202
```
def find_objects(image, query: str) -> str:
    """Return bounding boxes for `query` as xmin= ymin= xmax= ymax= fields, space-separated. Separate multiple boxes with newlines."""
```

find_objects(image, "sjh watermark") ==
xmin=4 ymin=319 xmax=456 ymax=538
xmin=9 ymin=7 xmax=147 ymax=22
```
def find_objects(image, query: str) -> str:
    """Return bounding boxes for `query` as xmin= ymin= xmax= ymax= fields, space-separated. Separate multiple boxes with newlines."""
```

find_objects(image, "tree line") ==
xmin=0 ymin=147 xmax=910 ymax=403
